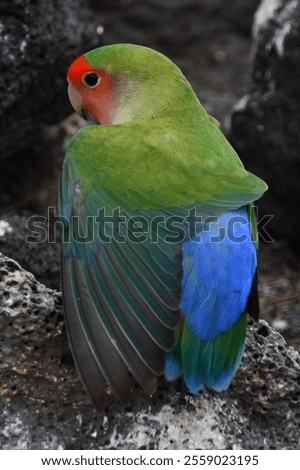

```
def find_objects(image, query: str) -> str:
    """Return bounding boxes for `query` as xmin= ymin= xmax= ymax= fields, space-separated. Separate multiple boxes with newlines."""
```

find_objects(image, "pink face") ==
xmin=67 ymin=55 xmax=115 ymax=124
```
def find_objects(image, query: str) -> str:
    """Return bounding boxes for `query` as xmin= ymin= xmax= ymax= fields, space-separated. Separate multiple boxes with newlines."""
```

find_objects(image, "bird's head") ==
xmin=67 ymin=52 xmax=115 ymax=125
xmin=67 ymin=44 xmax=199 ymax=125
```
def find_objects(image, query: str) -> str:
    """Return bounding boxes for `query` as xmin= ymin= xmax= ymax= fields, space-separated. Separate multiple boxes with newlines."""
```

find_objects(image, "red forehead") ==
xmin=67 ymin=54 xmax=105 ymax=84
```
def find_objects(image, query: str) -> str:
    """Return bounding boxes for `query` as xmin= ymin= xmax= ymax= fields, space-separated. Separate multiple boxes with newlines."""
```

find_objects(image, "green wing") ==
xmin=67 ymin=117 xmax=266 ymax=213
xmin=59 ymin=117 xmax=267 ymax=411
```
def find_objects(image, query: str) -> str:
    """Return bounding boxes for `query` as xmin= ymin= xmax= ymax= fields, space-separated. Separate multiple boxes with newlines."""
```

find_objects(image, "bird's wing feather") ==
xmin=59 ymin=153 xmax=182 ymax=410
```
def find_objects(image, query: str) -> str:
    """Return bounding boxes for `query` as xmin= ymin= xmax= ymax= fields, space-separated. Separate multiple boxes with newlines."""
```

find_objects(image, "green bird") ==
xmin=58 ymin=44 xmax=267 ymax=412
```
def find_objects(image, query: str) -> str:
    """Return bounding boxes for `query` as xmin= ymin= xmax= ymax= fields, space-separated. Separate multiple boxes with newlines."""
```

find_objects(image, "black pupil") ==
xmin=84 ymin=72 xmax=99 ymax=87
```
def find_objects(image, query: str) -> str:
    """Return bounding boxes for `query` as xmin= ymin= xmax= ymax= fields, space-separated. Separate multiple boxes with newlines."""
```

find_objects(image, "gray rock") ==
xmin=0 ymin=0 xmax=100 ymax=207
xmin=259 ymin=241 xmax=300 ymax=352
xmin=0 ymin=253 xmax=299 ymax=449
xmin=227 ymin=0 xmax=300 ymax=243
xmin=0 ymin=213 xmax=61 ymax=290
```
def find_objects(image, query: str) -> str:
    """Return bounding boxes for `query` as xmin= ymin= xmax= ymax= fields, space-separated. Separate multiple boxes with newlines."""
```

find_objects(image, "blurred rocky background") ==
xmin=0 ymin=0 xmax=299 ymax=449
xmin=0 ymin=0 xmax=100 ymax=210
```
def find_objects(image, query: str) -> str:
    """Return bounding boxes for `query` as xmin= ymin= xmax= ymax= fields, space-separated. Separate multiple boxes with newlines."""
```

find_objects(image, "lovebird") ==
xmin=58 ymin=44 xmax=267 ymax=412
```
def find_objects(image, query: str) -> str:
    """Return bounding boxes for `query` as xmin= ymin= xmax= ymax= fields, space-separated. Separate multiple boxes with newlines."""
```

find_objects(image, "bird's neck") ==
xmin=111 ymin=74 xmax=203 ymax=126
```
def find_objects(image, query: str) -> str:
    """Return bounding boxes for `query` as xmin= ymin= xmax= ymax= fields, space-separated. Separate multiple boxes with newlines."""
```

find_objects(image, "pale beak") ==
xmin=67 ymin=83 xmax=82 ymax=115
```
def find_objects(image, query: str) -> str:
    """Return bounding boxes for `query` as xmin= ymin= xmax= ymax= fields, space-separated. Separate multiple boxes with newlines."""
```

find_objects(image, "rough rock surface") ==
xmin=0 ymin=0 xmax=100 ymax=207
xmin=259 ymin=242 xmax=300 ymax=352
xmin=0 ymin=213 xmax=61 ymax=290
xmin=227 ymin=0 xmax=300 ymax=242
xmin=0 ymin=253 xmax=299 ymax=449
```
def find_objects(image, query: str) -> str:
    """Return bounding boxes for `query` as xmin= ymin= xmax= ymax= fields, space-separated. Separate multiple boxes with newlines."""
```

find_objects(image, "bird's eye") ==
xmin=83 ymin=72 xmax=101 ymax=88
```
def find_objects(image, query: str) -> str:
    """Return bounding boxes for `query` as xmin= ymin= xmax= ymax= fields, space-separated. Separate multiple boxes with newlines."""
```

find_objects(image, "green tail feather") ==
xmin=165 ymin=313 xmax=247 ymax=392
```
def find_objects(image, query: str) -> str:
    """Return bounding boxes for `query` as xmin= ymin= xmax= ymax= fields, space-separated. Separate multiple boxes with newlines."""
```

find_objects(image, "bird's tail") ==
xmin=165 ymin=313 xmax=246 ymax=392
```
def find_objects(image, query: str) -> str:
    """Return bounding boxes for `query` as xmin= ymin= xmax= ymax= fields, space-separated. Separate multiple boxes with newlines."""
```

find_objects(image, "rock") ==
xmin=259 ymin=241 xmax=300 ymax=352
xmin=0 ymin=252 xmax=299 ymax=449
xmin=91 ymin=0 xmax=260 ymax=120
xmin=227 ymin=0 xmax=300 ymax=243
xmin=0 ymin=0 xmax=100 ymax=207
xmin=0 ymin=212 xmax=61 ymax=290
